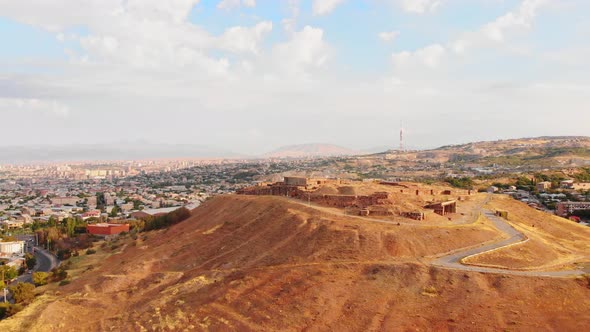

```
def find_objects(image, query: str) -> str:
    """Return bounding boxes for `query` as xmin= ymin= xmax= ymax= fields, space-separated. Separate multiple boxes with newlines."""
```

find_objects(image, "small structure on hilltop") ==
xmin=495 ymin=210 xmax=509 ymax=219
xmin=401 ymin=211 xmax=426 ymax=221
xmin=425 ymin=201 xmax=457 ymax=216
xmin=237 ymin=177 xmax=342 ymax=197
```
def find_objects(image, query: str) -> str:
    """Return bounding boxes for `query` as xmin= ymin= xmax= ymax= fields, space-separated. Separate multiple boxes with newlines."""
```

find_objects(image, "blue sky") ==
xmin=0 ymin=0 xmax=589 ymax=154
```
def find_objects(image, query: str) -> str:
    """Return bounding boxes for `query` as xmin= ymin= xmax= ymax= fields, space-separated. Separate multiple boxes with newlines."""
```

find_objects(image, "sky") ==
xmin=0 ymin=0 xmax=589 ymax=154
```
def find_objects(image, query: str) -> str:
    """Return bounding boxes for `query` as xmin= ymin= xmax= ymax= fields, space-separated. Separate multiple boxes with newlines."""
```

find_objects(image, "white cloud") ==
xmin=217 ymin=0 xmax=256 ymax=10
xmin=0 ymin=98 xmax=70 ymax=117
xmin=452 ymin=0 xmax=550 ymax=54
xmin=282 ymin=0 xmax=301 ymax=33
xmin=392 ymin=44 xmax=446 ymax=69
xmin=272 ymin=26 xmax=331 ymax=76
xmin=218 ymin=21 xmax=272 ymax=54
xmin=482 ymin=0 xmax=548 ymax=42
xmin=378 ymin=31 xmax=400 ymax=42
xmin=312 ymin=0 xmax=345 ymax=16
xmin=392 ymin=0 xmax=551 ymax=72
xmin=399 ymin=0 xmax=442 ymax=14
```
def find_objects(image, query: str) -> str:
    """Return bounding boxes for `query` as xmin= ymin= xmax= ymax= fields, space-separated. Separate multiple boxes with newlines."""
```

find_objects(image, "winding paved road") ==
xmin=432 ymin=210 xmax=586 ymax=278
xmin=282 ymin=195 xmax=588 ymax=278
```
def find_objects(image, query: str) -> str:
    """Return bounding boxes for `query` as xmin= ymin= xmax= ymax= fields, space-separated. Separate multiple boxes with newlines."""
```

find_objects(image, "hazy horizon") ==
xmin=1 ymin=0 xmax=589 ymax=155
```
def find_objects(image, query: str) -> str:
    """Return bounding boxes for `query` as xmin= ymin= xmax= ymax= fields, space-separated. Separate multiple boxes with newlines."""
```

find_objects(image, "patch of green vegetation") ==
xmin=445 ymin=177 xmax=474 ymax=189
xmin=574 ymin=168 xmax=590 ymax=182
xmin=483 ymin=147 xmax=590 ymax=168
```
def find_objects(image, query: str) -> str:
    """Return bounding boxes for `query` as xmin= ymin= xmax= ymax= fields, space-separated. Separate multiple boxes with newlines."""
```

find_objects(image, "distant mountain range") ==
xmin=0 ymin=143 xmax=242 ymax=163
xmin=2 ymin=137 xmax=589 ymax=164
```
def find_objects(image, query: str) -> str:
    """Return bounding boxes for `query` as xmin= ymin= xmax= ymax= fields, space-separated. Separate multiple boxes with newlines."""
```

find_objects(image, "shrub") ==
xmin=59 ymin=280 xmax=71 ymax=287
xmin=0 ymin=303 xmax=23 ymax=320
xmin=56 ymin=249 xmax=72 ymax=260
xmin=422 ymin=285 xmax=438 ymax=296
xmin=32 ymin=272 xmax=49 ymax=286
xmin=86 ymin=249 xmax=96 ymax=255
xmin=50 ymin=267 xmax=68 ymax=283
xmin=9 ymin=282 xmax=35 ymax=304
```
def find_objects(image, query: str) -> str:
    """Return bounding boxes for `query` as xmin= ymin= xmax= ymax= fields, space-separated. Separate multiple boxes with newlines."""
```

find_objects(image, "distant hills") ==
xmin=0 ymin=143 xmax=242 ymax=163
xmin=377 ymin=136 xmax=590 ymax=167
xmin=2 ymin=137 xmax=589 ymax=164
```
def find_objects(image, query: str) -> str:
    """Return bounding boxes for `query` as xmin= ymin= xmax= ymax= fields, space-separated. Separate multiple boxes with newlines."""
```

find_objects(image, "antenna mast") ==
xmin=399 ymin=121 xmax=404 ymax=151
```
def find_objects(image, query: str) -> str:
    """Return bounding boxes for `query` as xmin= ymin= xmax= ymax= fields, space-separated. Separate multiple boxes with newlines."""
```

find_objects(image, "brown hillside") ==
xmin=463 ymin=195 xmax=590 ymax=270
xmin=2 ymin=195 xmax=590 ymax=331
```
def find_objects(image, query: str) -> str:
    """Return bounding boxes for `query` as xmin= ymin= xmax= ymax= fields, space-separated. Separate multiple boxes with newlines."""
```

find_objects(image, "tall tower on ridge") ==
xmin=399 ymin=122 xmax=404 ymax=151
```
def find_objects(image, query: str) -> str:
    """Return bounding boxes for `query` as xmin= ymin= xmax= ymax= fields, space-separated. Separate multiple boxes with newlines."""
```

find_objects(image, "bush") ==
xmin=56 ymin=249 xmax=72 ymax=260
xmin=32 ymin=272 xmax=49 ymax=286
xmin=59 ymin=280 xmax=71 ymax=287
xmin=0 ymin=303 xmax=23 ymax=320
xmin=445 ymin=177 xmax=474 ymax=189
xmin=86 ymin=249 xmax=96 ymax=255
xmin=50 ymin=267 xmax=68 ymax=283
xmin=9 ymin=282 xmax=35 ymax=304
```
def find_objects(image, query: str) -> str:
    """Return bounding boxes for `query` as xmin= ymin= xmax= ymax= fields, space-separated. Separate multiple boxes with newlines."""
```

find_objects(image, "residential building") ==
xmin=536 ymin=181 xmax=552 ymax=192
xmin=87 ymin=223 xmax=130 ymax=236
xmin=0 ymin=241 xmax=25 ymax=256
xmin=556 ymin=201 xmax=590 ymax=217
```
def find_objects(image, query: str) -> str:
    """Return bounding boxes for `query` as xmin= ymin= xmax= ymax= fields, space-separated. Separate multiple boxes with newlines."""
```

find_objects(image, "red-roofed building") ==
xmin=82 ymin=210 xmax=101 ymax=220
xmin=87 ymin=223 xmax=130 ymax=236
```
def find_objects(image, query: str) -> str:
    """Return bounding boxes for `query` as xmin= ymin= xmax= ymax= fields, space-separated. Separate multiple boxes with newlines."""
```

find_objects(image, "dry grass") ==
xmin=2 ymin=192 xmax=590 ymax=331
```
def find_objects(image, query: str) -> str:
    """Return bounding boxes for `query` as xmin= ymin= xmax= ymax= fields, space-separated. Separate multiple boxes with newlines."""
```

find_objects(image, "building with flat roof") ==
xmin=0 ymin=241 xmax=25 ymax=256
xmin=536 ymin=181 xmax=552 ymax=192
xmin=556 ymin=201 xmax=590 ymax=217
xmin=87 ymin=223 xmax=130 ymax=236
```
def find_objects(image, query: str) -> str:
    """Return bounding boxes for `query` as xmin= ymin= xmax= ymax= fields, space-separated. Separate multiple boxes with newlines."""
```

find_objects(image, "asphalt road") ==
xmin=283 ymin=195 xmax=587 ymax=278
xmin=9 ymin=245 xmax=59 ymax=286
xmin=432 ymin=210 xmax=587 ymax=278
xmin=34 ymin=247 xmax=59 ymax=273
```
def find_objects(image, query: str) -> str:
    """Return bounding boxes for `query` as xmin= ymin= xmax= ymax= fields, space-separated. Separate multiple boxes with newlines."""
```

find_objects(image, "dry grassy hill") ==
xmin=2 ymin=194 xmax=590 ymax=331
xmin=375 ymin=136 xmax=590 ymax=167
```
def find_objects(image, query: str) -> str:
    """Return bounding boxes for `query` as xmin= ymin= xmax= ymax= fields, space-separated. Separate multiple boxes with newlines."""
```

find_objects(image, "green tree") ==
xmin=32 ymin=272 xmax=49 ymax=286
xmin=0 ymin=265 xmax=18 ymax=281
xmin=46 ymin=227 xmax=59 ymax=251
xmin=9 ymin=282 xmax=35 ymax=304
xmin=65 ymin=218 xmax=76 ymax=237
xmin=47 ymin=216 xmax=58 ymax=228
xmin=109 ymin=205 xmax=121 ymax=218
xmin=25 ymin=253 xmax=37 ymax=270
